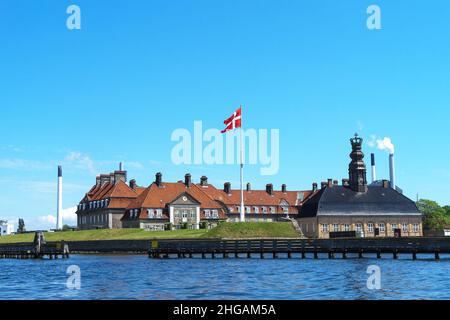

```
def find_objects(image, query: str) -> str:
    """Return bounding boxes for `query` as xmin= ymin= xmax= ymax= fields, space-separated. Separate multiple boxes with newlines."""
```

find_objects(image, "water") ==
xmin=0 ymin=254 xmax=449 ymax=300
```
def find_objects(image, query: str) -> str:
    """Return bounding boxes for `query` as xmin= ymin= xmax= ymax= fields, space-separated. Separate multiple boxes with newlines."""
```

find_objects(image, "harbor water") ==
xmin=0 ymin=254 xmax=449 ymax=300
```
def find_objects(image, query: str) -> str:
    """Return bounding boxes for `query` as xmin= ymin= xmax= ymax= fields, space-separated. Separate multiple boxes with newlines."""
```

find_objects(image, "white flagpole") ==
xmin=240 ymin=105 xmax=245 ymax=223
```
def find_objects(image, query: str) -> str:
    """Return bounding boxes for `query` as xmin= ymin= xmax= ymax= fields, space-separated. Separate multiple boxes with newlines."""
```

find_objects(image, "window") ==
xmin=204 ymin=210 xmax=211 ymax=218
xmin=391 ymin=224 xmax=398 ymax=231
xmin=229 ymin=207 xmax=234 ymax=213
xmin=333 ymin=224 xmax=339 ymax=232
xmin=236 ymin=206 xmax=240 ymax=212
xmin=245 ymin=206 xmax=251 ymax=213
xmin=356 ymin=223 xmax=363 ymax=232
xmin=254 ymin=207 xmax=259 ymax=214
xmin=212 ymin=210 xmax=219 ymax=219
xmin=322 ymin=224 xmax=329 ymax=232
xmin=402 ymin=223 xmax=409 ymax=232
xmin=262 ymin=207 xmax=268 ymax=214
xmin=367 ymin=223 xmax=374 ymax=233
xmin=182 ymin=211 xmax=188 ymax=219
xmin=101 ymin=200 xmax=104 ymax=207
xmin=282 ymin=207 xmax=289 ymax=214
xmin=413 ymin=223 xmax=420 ymax=233
xmin=344 ymin=224 xmax=350 ymax=232
xmin=156 ymin=209 xmax=162 ymax=218
xmin=379 ymin=223 xmax=386 ymax=232
xmin=148 ymin=209 xmax=155 ymax=219
xmin=270 ymin=207 xmax=276 ymax=213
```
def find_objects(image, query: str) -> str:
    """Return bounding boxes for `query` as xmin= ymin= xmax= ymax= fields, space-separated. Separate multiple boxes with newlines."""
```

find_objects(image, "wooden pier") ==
xmin=148 ymin=238 xmax=450 ymax=260
xmin=0 ymin=233 xmax=70 ymax=259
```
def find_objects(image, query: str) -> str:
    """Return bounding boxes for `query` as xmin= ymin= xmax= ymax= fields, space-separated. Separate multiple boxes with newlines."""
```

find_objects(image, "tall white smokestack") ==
xmin=371 ymin=153 xmax=377 ymax=183
xmin=389 ymin=153 xmax=396 ymax=191
xmin=57 ymin=166 xmax=63 ymax=230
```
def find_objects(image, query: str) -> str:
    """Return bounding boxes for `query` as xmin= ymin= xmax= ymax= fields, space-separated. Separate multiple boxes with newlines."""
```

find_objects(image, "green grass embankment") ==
xmin=0 ymin=222 xmax=300 ymax=244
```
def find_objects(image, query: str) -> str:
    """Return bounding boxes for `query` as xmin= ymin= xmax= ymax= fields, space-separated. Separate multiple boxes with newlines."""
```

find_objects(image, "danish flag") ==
xmin=221 ymin=107 xmax=242 ymax=133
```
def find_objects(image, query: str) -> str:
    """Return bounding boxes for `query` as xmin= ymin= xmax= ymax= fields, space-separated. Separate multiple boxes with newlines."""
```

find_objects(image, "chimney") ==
xmin=184 ymin=173 xmax=192 ymax=187
xmin=371 ymin=153 xmax=377 ymax=183
xmin=114 ymin=170 xmax=127 ymax=183
xmin=282 ymin=184 xmax=287 ymax=193
xmin=321 ymin=182 xmax=327 ymax=189
xmin=200 ymin=176 xmax=208 ymax=186
xmin=389 ymin=153 xmax=396 ymax=190
xmin=327 ymin=179 xmax=333 ymax=187
xmin=224 ymin=182 xmax=231 ymax=194
xmin=266 ymin=184 xmax=273 ymax=195
xmin=246 ymin=183 xmax=251 ymax=191
xmin=129 ymin=179 xmax=137 ymax=190
xmin=333 ymin=180 xmax=338 ymax=186
xmin=56 ymin=166 xmax=63 ymax=230
xmin=382 ymin=179 xmax=390 ymax=188
xmin=96 ymin=176 xmax=101 ymax=186
xmin=100 ymin=174 xmax=110 ymax=186
xmin=109 ymin=173 xmax=115 ymax=184
xmin=312 ymin=183 xmax=318 ymax=192
xmin=342 ymin=179 xmax=350 ymax=187
xmin=119 ymin=162 xmax=123 ymax=171
xmin=155 ymin=172 xmax=162 ymax=187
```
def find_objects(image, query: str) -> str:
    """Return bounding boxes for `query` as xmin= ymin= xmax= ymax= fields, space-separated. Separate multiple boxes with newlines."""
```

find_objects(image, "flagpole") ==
xmin=240 ymin=105 xmax=245 ymax=223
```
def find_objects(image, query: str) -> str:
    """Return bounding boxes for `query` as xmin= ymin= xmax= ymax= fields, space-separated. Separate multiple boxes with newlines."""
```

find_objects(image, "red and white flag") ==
xmin=221 ymin=107 xmax=242 ymax=133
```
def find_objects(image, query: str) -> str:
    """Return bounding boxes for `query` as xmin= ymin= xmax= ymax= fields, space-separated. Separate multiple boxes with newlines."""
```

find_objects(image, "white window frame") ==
xmin=367 ymin=223 xmax=374 ymax=233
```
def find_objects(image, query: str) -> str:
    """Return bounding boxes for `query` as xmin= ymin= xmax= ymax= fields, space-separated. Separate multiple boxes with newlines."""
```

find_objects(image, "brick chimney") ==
xmin=312 ymin=183 xmax=318 ymax=192
xmin=246 ymin=183 xmax=251 ymax=191
xmin=382 ymin=179 xmax=390 ymax=188
xmin=281 ymin=184 xmax=287 ymax=193
xmin=185 ymin=173 xmax=192 ymax=187
xmin=155 ymin=172 xmax=162 ymax=187
xmin=114 ymin=170 xmax=127 ymax=183
xmin=200 ymin=176 xmax=208 ymax=186
xmin=327 ymin=179 xmax=333 ymax=187
xmin=129 ymin=179 xmax=137 ymax=190
xmin=224 ymin=182 xmax=231 ymax=194
xmin=266 ymin=184 xmax=273 ymax=195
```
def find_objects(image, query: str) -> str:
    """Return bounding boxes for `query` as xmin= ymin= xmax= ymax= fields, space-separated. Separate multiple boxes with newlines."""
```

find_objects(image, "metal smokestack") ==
xmin=389 ymin=153 xmax=396 ymax=190
xmin=371 ymin=153 xmax=377 ymax=183
xmin=119 ymin=162 xmax=123 ymax=171
xmin=57 ymin=166 xmax=63 ymax=230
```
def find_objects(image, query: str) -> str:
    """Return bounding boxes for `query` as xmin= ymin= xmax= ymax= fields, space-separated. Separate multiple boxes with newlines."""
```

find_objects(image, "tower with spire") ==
xmin=348 ymin=134 xmax=368 ymax=193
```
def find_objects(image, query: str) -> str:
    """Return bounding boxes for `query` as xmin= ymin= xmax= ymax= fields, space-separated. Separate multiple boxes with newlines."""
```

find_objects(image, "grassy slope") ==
xmin=0 ymin=229 xmax=208 ymax=244
xmin=202 ymin=222 xmax=300 ymax=239
xmin=0 ymin=222 xmax=300 ymax=244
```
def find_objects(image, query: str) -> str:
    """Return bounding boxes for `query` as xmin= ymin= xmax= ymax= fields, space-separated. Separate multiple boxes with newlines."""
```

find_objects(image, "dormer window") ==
xmin=262 ymin=207 xmax=268 ymax=214
xmin=156 ymin=209 xmax=162 ymax=218
xmin=270 ymin=207 xmax=276 ymax=213
xmin=254 ymin=207 xmax=259 ymax=214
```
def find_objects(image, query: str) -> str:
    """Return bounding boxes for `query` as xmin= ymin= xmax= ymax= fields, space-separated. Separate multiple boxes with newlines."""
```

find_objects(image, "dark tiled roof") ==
xmin=300 ymin=186 xmax=421 ymax=218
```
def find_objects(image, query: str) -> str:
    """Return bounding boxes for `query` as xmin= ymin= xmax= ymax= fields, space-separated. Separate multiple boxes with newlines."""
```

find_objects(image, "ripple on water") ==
xmin=0 ymin=255 xmax=449 ymax=300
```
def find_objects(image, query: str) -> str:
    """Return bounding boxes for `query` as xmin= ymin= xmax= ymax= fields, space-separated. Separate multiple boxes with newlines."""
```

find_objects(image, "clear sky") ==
xmin=1 ymin=0 xmax=449 ymax=229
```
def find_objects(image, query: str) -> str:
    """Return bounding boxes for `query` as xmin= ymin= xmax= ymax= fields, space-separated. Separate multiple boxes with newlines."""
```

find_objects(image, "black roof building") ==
xmin=300 ymin=134 xmax=421 ymax=218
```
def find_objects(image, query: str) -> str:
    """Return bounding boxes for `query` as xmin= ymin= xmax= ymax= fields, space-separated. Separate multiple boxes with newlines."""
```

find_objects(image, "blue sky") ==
xmin=1 ymin=0 xmax=449 ymax=229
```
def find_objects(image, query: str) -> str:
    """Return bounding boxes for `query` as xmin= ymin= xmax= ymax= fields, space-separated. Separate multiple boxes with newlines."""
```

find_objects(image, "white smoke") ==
xmin=376 ymin=137 xmax=395 ymax=154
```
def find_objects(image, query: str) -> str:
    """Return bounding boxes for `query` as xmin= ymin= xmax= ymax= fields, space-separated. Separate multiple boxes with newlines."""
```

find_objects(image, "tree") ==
xmin=17 ymin=218 xmax=26 ymax=233
xmin=62 ymin=224 xmax=71 ymax=231
xmin=443 ymin=206 xmax=450 ymax=216
xmin=417 ymin=199 xmax=450 ymax=230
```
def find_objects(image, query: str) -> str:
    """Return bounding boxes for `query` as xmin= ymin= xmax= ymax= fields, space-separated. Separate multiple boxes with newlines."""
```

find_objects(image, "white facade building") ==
xmin=0 ymin=221 xmax=14 ymax=236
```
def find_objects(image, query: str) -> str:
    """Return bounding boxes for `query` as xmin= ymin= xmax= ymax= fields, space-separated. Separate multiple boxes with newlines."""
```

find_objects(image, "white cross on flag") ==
xmin=221 ymin=107 xmax=242 ymax=133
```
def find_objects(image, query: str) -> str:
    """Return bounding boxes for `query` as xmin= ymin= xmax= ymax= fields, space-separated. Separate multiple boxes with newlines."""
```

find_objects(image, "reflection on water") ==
xmin=0 ymin=254 xmax=449 ymax=300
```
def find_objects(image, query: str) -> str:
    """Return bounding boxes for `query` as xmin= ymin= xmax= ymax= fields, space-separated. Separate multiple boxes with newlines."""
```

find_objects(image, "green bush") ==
xmin=164 ymin=223 xmax=173 ymax=231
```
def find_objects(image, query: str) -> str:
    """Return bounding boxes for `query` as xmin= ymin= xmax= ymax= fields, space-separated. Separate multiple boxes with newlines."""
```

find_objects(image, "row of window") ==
xmin=79 ymin=214 xmax=108 ymax=225
xmin=321 ymin=223 xmax=421 ymax=233
xmin=78 ymin=199 xmax=109 ymax=211
xmin=228 ymin=206 xmax=289 ymax=214
xmin=204 ymin=210 xmax=220 ymax=219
